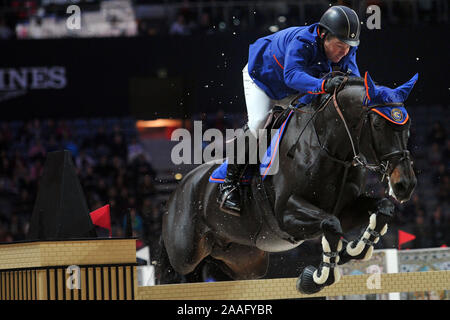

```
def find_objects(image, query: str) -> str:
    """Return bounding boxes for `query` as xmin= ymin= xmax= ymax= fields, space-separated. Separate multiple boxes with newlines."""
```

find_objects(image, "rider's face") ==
xmin=324 ymin=37 xmax=350 ymax=63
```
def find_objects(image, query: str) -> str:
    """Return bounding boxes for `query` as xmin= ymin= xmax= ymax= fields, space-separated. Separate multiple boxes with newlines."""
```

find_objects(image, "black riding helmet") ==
xmin=319 ymin=5 xmax=361 ymax=47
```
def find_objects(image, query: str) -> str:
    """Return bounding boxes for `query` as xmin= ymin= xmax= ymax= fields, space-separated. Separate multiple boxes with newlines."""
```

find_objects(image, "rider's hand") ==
xmin=324 ymin=76 xmax=345 ymax=93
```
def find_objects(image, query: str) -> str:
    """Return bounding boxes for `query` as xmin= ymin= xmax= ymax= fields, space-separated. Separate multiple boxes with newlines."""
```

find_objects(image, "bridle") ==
xmin=286 ymin=73 xmax=412 ymax=214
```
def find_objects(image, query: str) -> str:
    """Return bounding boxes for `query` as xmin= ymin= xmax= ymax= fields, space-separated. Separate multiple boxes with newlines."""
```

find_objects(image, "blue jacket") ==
xmin=247 ymin=23 xmax=360 ymax=105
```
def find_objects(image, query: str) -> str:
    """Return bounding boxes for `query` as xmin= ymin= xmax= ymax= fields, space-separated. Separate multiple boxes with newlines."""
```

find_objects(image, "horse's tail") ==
xmin=154 ymin=235 xmax=184 ymax=284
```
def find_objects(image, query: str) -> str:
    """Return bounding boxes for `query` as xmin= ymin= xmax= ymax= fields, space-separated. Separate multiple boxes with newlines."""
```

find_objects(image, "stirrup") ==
xmin=219 ymin=187 xmax=241 ymax=217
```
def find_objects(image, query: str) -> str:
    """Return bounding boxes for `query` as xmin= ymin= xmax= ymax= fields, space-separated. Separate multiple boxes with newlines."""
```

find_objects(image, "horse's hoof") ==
xmin=296 ymin=266 xmax=324 ymax=295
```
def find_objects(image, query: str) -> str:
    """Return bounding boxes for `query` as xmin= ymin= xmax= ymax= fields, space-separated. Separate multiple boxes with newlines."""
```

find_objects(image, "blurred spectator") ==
xmin=0 ymin=156 xmax=12 ymax=179
xmin=11 ymin=0 xmax=38 ymax=20
xmin=95 ymin=155 xmax=114 ymax=179
xmin=418 ymin=0 xmax=434 ymax=22
xmin=45 ymin=134 xmax=60 ymax=153
xmin=129 ymin=153 xmax=156 ymax=180
xmin=0 ymin=225 xmax=13 ymax=242
xmin=443 ymin=139 xmax=450 ymax=166
xmin=413 ymin=213 xmax=432 ymax=248
xmin=427 ymin=121 xmax=446 ymax=145
xmin=42 ymin=119 xmax=56 ymax=141
xmin=398 ymin=193 xmax=424 ymax=225
xmin=62 ymin=133 xmax=79 ymax=158
xmin=28 ymin=138 xmax=46 ymax=160
xmin=13 ymin=189 xmax=33 ymax=218
xmin=29 ymin=157 xmax=44 ymax=181
xmin=432 ymin=163 xmax=447 ymax=184
xmin=147 ymin=201 xmax=163 ymax=256
xmin=94 ymin=125 xmax=109 ymax=146
xmin=169 ymin=14 xmax=191 ymax=35
xmin=128 ymin=137 xmax=145 ymax=163
xmin=110 ymin=133 xmax=127 ymax=159
xmin=428 ymin=143 xmax=442 ymax=166
xmin=92 ymin=125 xmax=110 ymax=156
xmin=123 ymin=207 xmax=143 ymax=238
xmin=437 ymin=175 xmax=449 ymax=204
xmin=0 ymin=18 xmax=13 ymax=39
xmin=0 ymin=123 xmax=12 ymax=147
xmin=82 ymin=165 xmax=97 ymax=192
xmin=197 ymin=12 xmax=215 ymax=35
xmin=76 ymin=149 xmax=96 ymax=170
xmin=12 ymin=154 xmax=28 ymax=186
xmin=9 ymin=213 xmax=26 ymax=241
xmin=137 ymin=174 xmax=156 ymax=201
xmin=55 ymin=120 xmax=72 ymax=142
xmin=96 ymin=178 xmax=109 ymax=203
xmin=430 ymin=206 xmax=447 ymax=246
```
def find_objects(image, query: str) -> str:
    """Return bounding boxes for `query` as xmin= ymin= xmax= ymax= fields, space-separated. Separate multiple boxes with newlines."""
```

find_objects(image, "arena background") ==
xmin=0 ymin=0 xmax=448 ymax=281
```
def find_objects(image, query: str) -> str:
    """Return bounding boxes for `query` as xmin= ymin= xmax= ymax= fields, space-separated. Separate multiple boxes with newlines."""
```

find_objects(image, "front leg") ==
xmin=338 ymin=197 xmax=394 ymax=265
xmin=281 ymin=195 xmax=344 ymax=294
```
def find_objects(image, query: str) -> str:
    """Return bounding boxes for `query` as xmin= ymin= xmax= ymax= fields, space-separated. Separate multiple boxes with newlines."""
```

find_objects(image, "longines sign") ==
xmin=0 ymin=66 xmax=67 ymax=102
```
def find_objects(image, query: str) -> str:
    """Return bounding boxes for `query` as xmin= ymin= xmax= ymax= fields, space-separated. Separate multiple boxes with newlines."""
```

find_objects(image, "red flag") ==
xmin=90 ymin=204 xmax=111 ymax=237
xmin=398 ymin=230 xmax=416 ymax=250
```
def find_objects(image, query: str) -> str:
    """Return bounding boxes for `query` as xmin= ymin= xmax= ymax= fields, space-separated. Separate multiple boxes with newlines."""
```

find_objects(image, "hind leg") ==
xmin=163 ymin=224 xmax=214 ymax=276
xmin=210 ymin=243 xmax=269 ymax=280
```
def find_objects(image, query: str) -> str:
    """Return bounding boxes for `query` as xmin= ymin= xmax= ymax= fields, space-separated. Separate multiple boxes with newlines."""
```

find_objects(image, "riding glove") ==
xmin=324 ymin=76 xmax=345 ymax=93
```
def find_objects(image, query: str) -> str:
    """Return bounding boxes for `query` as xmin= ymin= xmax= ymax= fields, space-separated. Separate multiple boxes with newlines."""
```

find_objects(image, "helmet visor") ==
xmin=338 ymin=36 xmax=360 ymax=47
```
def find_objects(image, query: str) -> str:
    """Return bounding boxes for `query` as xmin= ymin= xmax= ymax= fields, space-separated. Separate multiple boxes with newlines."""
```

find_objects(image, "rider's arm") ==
xmin=283 ymin=40 xmax=326 ymax=95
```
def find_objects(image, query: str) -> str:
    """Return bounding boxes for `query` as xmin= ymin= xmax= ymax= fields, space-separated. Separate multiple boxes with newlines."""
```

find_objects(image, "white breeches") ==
xmin=242 ymin=63 xmax=296 ymax=137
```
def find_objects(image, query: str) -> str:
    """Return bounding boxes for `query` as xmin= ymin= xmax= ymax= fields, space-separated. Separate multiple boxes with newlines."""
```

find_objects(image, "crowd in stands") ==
xmin=0 ymin=118 xmax=164 ymax=256
xmin=0 ymin=0 xmax=447 ymax=39
xmin=398 ymin=120 xmax=450 ymax=248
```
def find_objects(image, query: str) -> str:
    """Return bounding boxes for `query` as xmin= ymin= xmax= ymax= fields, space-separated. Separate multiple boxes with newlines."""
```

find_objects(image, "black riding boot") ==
xmin=218 ymin=163 xmax=247 ymax=216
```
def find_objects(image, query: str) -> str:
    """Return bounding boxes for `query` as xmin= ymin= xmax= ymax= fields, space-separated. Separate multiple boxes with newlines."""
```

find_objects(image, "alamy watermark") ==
xmin=66 ymin=5 xmax=81 ymax=30
xmin=366 ymin=264 xmax=382 ymax=290
xmin=66 ymin=265 xmax=81 ymax=290
xmin=366 ymin=5 xmax=381 ymax=30
xmin=171 ymin=122 xmax=280 ymax=174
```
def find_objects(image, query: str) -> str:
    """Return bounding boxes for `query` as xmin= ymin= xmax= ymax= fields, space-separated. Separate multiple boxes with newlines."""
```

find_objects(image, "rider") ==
xmin=218 ymin=5 xmax=362 ymax=215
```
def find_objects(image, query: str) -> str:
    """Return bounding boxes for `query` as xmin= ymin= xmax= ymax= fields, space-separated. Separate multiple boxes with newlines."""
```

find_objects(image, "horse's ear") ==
xmin=395 ymin=73 xmax=419 ymax=102
xmin=364 ymin=71 xmax=377 ymax=101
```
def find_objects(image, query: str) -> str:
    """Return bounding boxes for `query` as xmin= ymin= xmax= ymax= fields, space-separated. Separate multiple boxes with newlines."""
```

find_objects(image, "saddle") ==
xmin=209 ymin=106 xmax=295 ymax=184
xmin=263 ymin=105 xmax=291 ymax=132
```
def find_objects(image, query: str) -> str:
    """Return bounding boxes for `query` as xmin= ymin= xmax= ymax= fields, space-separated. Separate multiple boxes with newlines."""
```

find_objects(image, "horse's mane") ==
xmin=313 ymin=76 xmax=365 ymax=108
xmin=345 ymin=76 xmax=365 ymax=87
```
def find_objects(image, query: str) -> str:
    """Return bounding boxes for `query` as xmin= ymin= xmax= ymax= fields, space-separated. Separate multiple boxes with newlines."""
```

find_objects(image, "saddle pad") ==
xmin=209 ymin=110 xmax=294 ymax=184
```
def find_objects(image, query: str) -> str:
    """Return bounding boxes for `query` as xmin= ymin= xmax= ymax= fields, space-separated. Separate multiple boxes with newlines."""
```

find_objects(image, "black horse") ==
xmin=157 ymin=72 xmax=418 ymax=294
